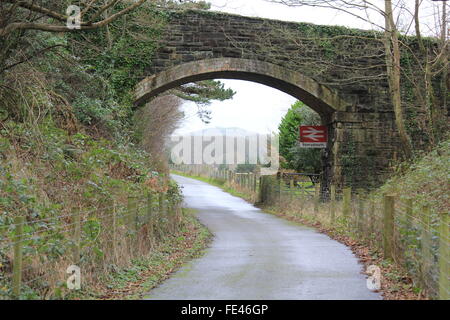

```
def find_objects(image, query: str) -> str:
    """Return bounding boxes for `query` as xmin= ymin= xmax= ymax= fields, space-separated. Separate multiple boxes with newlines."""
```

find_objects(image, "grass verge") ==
xmin=171 ymin=170 xmax=253 ymax=202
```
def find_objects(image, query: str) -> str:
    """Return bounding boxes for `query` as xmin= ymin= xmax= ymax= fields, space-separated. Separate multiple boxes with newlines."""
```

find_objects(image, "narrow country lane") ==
xmin=144 ymin=175 xmax=381 ymax=300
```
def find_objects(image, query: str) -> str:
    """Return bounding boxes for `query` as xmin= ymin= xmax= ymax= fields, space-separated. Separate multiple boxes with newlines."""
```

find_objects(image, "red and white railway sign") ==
xmin=299 ymin=126 xmax=328 ymax=148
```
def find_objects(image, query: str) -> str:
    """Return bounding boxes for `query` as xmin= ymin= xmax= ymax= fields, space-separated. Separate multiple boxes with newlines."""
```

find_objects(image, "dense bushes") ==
xmin=278 ymin=101 xmax=322 ymax=173
xmin=0 ymin=2 xmax=176 ymax=299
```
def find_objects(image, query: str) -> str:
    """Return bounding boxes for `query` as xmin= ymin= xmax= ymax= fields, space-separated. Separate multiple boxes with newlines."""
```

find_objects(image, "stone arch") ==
xmin=134 ymin=58 xmax=350 ymax=120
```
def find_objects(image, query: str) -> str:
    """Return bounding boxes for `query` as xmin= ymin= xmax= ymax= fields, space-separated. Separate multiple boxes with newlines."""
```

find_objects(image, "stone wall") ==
xmin=136 ymin=9 xmax=413 ymax=190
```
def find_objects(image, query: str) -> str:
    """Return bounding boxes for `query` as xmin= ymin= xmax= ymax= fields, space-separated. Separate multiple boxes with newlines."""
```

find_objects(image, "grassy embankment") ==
xmin=87 ymin=209 xmax=212 ymax=300
xmin=0 ymin=4 xmax=212 ymax=299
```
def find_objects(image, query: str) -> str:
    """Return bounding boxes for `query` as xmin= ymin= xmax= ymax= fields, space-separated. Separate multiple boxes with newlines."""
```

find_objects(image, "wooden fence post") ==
xmin=171 ymin=199 xmax=177 ymax=233
xmin=175 ymin=201 xmax=182 ymax=228
xmin=146 ymin=191 xmax=153 ymax=223
xmin=343 ymin=187 xmax=352 ymax=219
xmin=12 ymin=216 xmax=24 ymax=298
xmin=368 ymin=199 xmax=375 ymax=241
xmin=330 ymin=185 xmax=336 ymax=223
xmin=357 ymin=189 xmax=365 ymax=235
xmin=258 ymin=176 xmax=264 ymax=203
xmin=383 ymin=195 xmax=395 ymax=260
xmin=439 ymin=212 xmax=449 ymax=300
xmin=128 ymin=196 xmax=139 ymax=256
xmin=127 ymin=196 xmax=137 ymax=233
xmin=174 ymin=199 xmax=180 ymax=231
xmin=279 ymin=177 xmax=283 ymax=204
xmin=405 ymin=198 xmax=413 ymax=230
xmin=167 ymin=197 xmax=172 ymax=232
xmin=289 ymin=179 xmax=294 ymax=202
xmin=112 ymin=203 xmax=117 ymax=264
xmin=159 ymin=192 xmax=166 ymax=229
xmin=314 ymin=185 xmax=319 ymax=214
xmin=421 ymin=205 xmax=432 ymax=291
xmin=146 ymin=191 xmax=154 ymax=240
xmin=73 ymin=209 xmax=81 ymax=264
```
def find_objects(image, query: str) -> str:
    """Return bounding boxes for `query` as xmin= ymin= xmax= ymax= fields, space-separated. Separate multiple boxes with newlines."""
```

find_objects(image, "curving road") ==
xmin=144 ymin=175 xmax=381 ymax=300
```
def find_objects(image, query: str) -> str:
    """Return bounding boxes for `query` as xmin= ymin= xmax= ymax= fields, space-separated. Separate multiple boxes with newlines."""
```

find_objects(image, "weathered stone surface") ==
xmin=134 ymin=10 xmax=407 ymax=190
xmin=135 ymin=58 xmax=348 ymax=116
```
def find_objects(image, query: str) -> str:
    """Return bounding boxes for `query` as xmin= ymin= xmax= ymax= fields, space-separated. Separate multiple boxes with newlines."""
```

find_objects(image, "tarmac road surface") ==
xmin=144 ymin=175 xmax=381 ymax=300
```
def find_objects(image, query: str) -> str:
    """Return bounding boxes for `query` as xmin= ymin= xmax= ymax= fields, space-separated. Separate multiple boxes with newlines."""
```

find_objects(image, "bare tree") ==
xmin=0 ymin=0 xmax=149 ymax=36
xmin=265 ymin=0 xmax=449 ymax=156
xmin=0 ymin=1 xmax=155 ymax=76
xmin=134 ymin=94 xmax=184 ymax=173
xmin=384 ymin=0 xmax=412 ymax=158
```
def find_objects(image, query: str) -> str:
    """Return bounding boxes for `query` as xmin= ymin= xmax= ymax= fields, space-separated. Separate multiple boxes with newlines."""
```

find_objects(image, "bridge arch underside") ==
xmin=134 ymin=58 xmax=349 ymax=121
xmin=135 ymin=58 xmax=399 ymax=190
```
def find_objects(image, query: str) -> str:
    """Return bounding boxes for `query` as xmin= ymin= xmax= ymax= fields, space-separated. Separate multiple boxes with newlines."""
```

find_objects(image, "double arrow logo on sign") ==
xmin=299 ymin=126 xmax=328 ymax=148
xmin=302 ymin=127 xmax=326 ymax=141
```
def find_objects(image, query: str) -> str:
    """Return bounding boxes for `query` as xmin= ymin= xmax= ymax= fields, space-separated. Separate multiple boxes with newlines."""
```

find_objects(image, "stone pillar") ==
xmin=328 ymin=111 xmax=400 ymax=191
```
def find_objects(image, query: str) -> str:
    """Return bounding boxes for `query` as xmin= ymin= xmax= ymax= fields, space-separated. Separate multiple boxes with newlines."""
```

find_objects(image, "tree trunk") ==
xmin=440 ymin=1 xmax=448 ymax=119
xmin=413 ymin=0 xmax=436 ymax=146
xmin=384 ymin=0 xmax=413 ymax=159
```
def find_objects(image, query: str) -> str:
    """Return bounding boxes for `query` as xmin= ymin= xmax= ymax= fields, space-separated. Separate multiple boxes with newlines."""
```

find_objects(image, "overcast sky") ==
xmin=174 ymin=0 xmax=446 ymax=135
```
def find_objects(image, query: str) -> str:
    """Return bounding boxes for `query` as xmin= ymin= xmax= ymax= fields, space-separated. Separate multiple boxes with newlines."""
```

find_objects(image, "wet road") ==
xmin=145 ymin=175 xmax=381 ymax=300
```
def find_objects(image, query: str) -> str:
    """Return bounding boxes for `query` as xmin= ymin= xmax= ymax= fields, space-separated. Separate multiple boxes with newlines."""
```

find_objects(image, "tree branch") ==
xmin=2 ymin=44 xmax=66 ymax=72
xmin=88 ymin=0 xmax=121 ymax=24
xmin=0 ymin=0 xmax=148 ymax=37
xmin=3 ymin=0 xmax=68 ymax=22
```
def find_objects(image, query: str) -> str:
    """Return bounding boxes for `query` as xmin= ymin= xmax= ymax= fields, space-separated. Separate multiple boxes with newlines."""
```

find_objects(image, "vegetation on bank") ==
xmin=376 ymin=138 xmax=449 ymax=216
xmin=0 ymin=107 xmax=187 ymax=299
xmin=0 ymin=1 xmax=231 ymax=299
xmin=0 ymin=4 xmax=161 ymax=299
xmin=77 ymin=209 xmax=212 ymax=300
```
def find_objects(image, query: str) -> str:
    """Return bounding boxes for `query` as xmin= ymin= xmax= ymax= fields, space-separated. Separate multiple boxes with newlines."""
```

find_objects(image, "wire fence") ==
xmin=0 ymin=190 xmax=183 ymax=300
xmin=171 ymin=164 xmax=449 ymax=300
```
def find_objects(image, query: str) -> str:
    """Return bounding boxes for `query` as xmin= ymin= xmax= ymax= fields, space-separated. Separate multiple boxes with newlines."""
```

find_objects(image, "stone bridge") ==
xmin=134 ymin=9 xmax=408 ymax=190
